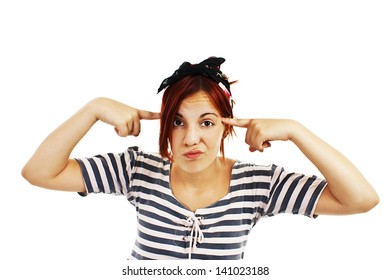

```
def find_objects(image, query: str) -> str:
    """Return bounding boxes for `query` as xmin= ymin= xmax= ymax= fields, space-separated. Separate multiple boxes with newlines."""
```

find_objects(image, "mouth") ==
xmin=183 ymin=150 xmax=204 ymax=160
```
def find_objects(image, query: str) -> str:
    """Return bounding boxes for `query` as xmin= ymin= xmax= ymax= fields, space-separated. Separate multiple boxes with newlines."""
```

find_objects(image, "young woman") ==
xmin=22 ymin=57 xmax=379 ymax=260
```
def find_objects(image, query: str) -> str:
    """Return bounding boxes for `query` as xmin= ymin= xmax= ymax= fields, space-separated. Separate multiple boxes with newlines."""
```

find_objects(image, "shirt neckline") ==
xmin=166 ymin=160 xmax=239 ymax=214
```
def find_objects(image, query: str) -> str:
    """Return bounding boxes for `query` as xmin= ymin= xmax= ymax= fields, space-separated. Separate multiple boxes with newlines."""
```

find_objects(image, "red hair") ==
xmin=159 ymin=75 xmax=234 ymax=160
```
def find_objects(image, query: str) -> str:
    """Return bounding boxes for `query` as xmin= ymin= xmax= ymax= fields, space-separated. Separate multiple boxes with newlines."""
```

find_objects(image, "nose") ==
xmin=183 ymin=125 xmax=200 ymax=146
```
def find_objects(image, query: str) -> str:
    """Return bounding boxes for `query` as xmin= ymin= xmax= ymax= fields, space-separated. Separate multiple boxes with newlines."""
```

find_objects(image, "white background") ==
xmin=1 ymin=1 xmax=389 ymax=279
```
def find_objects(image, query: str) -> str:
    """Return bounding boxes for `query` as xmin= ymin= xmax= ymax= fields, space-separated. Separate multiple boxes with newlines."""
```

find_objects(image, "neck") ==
xmin=171 ymin=157 xmax=224 ymax=190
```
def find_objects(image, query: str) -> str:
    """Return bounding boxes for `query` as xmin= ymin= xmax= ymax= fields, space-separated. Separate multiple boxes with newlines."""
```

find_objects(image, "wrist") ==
xmin=85 ymin=97 xmax=110 ymax=122
xmin=81 ymin=98 xmax=104 ymax=124
xmin=287 ymin=120 xmax=306 ymax=142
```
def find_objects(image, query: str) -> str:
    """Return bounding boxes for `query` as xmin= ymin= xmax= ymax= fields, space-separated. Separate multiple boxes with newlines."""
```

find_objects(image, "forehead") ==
xmin=178 ymin=91 xmax=219 ymax=115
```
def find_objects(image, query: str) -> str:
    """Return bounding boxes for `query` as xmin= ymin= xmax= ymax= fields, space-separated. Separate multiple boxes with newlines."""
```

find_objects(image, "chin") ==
xmin=175 ymin=155 xmax=218 ymax=174
xmin=177 ymin=161 xmax=207 ymax=174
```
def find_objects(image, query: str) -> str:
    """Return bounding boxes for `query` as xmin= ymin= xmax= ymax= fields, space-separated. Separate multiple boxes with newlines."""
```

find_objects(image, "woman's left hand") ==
xmin=221 ymin=118 xmax=296 ymax=152
xmin=223 ymin=117 xmax=379 ymax=214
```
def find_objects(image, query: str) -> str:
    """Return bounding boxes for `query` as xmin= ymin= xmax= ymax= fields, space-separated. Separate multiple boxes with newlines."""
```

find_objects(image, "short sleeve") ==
xmin=261 ymin=164 xmax=327 ymax=219
xmin=75 ymin=146 xmax=140 ymax=198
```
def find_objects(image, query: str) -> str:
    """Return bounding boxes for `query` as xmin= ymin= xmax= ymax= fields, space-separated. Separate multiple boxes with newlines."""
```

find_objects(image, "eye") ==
xmin=173 ymin=119 xmax=184 ymax=127
xmin=201 ymin=120 xmax=214 ymax=127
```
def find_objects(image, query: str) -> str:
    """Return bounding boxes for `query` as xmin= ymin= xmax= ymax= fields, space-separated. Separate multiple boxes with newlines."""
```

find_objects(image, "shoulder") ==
xmin=126 ymin=146 xmax=170 ymax=171
xmin=231 ymin=158 xmax=275 ymax=173
xmin=226 ymin=157 xmax=277 ymax=181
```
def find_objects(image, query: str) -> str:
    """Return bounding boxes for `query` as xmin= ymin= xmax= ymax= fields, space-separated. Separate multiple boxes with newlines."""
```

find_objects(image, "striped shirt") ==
xmin=76 ymin=146 xmax=327 ymax=260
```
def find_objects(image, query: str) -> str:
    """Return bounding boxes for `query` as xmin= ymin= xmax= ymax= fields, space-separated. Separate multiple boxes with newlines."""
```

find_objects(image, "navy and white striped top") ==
xmin=76 ymin=146 xmax=326 ymax=260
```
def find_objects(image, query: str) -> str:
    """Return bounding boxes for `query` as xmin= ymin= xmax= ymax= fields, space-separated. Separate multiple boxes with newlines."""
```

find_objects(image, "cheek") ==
xmin=170 ymin=130 xmax=182 ymax=150
xmin=206 ymin=128 xmax=224 ymax=147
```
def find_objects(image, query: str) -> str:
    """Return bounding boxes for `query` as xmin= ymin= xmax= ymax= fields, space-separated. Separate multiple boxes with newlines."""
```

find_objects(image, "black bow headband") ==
xmin=157 ymin=57 xmax=232 ymax=97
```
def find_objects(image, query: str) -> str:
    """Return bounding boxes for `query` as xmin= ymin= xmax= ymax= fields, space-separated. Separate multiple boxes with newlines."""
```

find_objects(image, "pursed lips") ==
xmin=183 ymin=150 xmax=204 ymax=159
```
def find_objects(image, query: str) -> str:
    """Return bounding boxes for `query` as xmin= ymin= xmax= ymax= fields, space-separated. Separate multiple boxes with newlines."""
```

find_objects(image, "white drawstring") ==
xmin=183 ymin=214 xmax=204 ymax=259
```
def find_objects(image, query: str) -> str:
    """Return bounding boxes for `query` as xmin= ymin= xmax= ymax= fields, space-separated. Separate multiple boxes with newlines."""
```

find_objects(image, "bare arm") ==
xmin=222 ymin=118 xmax=379 ymax=215
xmin=22 ymin=97 xmax=160 ymax=192
xmin=288 ymin=121 xmax=379 ymax=214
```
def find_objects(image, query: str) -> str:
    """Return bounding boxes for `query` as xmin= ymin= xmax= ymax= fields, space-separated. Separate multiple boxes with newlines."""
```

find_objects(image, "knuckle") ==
xmin=133 ymin=130 xmax=140 ymax=137
xmin=254 ymin=123 xmax=262 ymax=130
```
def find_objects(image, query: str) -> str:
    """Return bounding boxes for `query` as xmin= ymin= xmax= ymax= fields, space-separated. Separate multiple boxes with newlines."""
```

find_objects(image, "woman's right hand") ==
xmin=22 ymin=97 xmax=160 ymax=192
xmin=89 ymin=97 xmax=160 ymax=137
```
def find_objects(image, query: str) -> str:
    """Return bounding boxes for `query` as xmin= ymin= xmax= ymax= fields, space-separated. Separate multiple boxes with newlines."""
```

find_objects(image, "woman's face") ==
xmin=171 ymin=91 xmax=225 ymax=174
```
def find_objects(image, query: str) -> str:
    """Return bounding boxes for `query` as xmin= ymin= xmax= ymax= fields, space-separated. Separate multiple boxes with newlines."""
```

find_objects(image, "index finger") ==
xmin=138 ymin=110 xmax=161 ymax=120
xmin=221 ymin=118 xmax=251 ymax=127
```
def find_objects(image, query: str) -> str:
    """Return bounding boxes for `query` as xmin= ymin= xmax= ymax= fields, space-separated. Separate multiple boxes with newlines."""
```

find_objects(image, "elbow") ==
xmin=354 ymin=192 xmax=380 ymax=214
xmin=21 ymin=164 xmax=36 ymax=186
xmin=21 ymin=163 xmax=43 ymax=187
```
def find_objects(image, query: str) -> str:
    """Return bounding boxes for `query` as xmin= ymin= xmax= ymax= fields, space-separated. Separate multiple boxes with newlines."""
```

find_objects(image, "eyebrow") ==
xmin=175 ymin=112 xmax=219 ymax=118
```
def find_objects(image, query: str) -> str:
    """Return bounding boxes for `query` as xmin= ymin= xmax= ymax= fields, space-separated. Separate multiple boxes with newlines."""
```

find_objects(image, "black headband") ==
xmin=157 ymin=57 xmax=232 ymax=96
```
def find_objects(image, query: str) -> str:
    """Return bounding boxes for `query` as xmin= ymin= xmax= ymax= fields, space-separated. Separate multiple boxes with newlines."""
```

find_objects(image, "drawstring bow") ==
xmin=183 ymin=214 xmax=204 ymax=259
